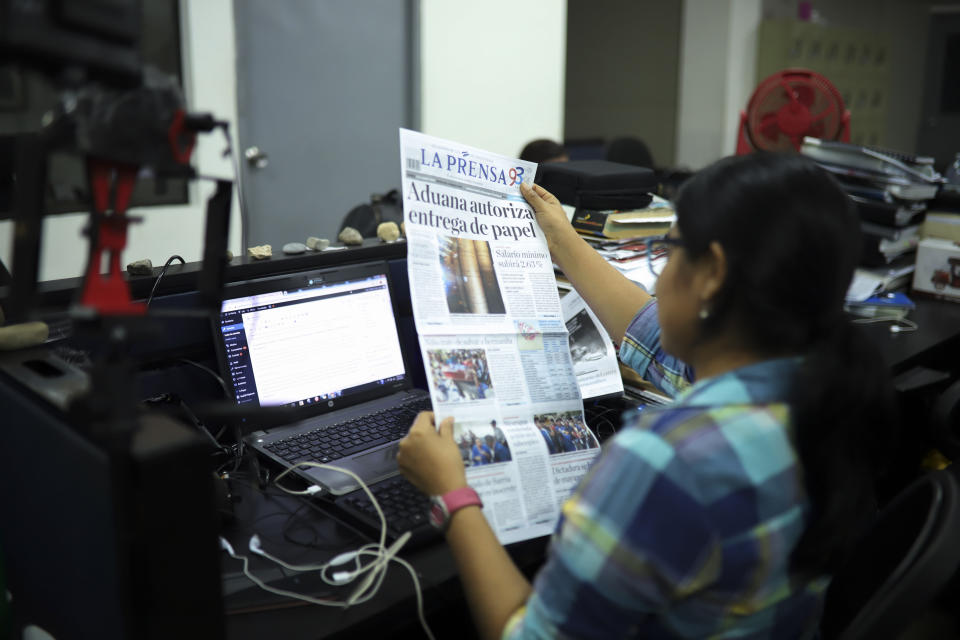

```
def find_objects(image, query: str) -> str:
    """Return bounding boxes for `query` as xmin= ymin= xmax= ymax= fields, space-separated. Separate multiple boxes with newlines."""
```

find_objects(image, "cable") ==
xmin=220 ymin=459 xmax=436 ymax=640
xmin=219 ymin=538 xmax=353 ymax=608
xmin=229 ymin=473 xmax=363 ymax=552
xmin=851 ymin=315 xmax=919 ymax=333
xmin=272 ymin=462 xmax=387 ymax=551
xmin=179 ymin=357 xmax=231 ymax=398
xmin=145 ymin=254 xmax=185 ymax=307
xmin=141 ymin=392 xmax=226 ymax=451
xmin=274 ymin=483 xmax=324 ymax=497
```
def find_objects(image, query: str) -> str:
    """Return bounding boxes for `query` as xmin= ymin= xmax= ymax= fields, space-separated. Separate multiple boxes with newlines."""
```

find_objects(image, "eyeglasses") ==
xmin=646 ymin=234 xmax=684 ymax=277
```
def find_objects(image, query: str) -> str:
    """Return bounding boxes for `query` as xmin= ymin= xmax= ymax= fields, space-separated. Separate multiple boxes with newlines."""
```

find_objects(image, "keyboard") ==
xmin=263 ymin=396 xmax=432 ymax=465
xmin=334 ymin=474 xmax=439 ymax=545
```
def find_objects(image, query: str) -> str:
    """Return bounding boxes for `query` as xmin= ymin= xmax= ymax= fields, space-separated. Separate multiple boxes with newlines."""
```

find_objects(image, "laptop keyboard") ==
xmin=334 ymin=474 xmax=437 ymax=544
xmin=263 ymin=396 xmax=432 ymax=466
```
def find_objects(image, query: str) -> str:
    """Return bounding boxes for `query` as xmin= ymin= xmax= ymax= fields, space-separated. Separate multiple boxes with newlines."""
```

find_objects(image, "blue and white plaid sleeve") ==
xmin=618 ymin=300 xmax=694 ymax=397
xmin=503 ymin=420 xmax=721 ymax=639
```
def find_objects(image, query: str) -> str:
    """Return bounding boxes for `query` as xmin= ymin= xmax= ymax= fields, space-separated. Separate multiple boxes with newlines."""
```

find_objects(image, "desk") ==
xmin=219 ymin=474 xmax=548 ymax=640
xmin=218 ymin=291 xmax=960 ymax=638
xmin=216 ymin=298 xmax=960 ymax=639
xmin=3 ymin=245 xmax=960 ymax=639
xmin=858 ymin=296 xmax=960 ymax=376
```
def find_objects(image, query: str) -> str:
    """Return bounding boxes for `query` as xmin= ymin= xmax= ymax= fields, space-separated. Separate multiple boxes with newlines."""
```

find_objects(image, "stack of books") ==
xmin=801 ymin=137 xmax=943 ymax=298
xmin=844 ymin=291 xmax=916 ymax=321
xmin=570 ymin=195 xmax=675 ymax=240
xmin=565 ymin=196 xmax=675 ymax=294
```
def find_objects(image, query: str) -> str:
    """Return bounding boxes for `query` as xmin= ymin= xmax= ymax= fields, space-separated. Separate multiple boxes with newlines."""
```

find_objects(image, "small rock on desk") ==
xmin=338 ymin=227 xmax=363 ymax=246
xmin=306 ymin=236 xmax=330 ymax=251
xmin=126 ymin=259 xmax=153 ymax=276
xmin=247 ymin=244 xmax=272 ymax=260
xmin=377 ymin=221 xmax=400 ymax=243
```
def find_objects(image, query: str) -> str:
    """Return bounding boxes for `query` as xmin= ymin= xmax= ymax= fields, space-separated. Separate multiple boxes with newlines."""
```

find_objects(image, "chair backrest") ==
xmin=820 ymin=469 xmax=960 ymax=640
xmin=931 ymin=379 xmax=960 ymax=460
xmin=604 ymin=136 xmax=654 ymax=169
xmin=339 ymin=188 xmax=403 ymax=238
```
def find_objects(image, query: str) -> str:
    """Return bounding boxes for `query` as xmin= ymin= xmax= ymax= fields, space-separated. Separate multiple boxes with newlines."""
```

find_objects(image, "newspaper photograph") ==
xmin=561 ymin=289 xmax=624 ymax=399
xmin=400 ymin=129 xmax=602 ymax=544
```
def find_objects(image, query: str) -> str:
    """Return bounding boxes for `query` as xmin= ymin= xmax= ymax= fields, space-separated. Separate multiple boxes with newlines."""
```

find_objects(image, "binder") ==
xmin=850 ymin=194 xmax=926 ymax=227
xmin=829 ymin=168 xmax=940 ymax=201
xmin=859 ymin=223 xmax=920 ymax=266
xmin=841 ymin=180 xmax=938 ymax=205
xmin=801 ymin=137 xmax=940 ymax=184
xmin=860 ymin=221 xmax=921 ymax=241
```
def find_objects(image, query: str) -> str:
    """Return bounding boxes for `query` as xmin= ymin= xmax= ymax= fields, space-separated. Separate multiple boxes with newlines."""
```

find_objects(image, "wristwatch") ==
xmin=429 ymin=486 xmax=483 ymax=531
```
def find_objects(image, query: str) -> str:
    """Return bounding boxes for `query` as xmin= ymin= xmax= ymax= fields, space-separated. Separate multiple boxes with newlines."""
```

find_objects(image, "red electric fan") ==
xmin=736 ymin=68 xmax=850 ymax=154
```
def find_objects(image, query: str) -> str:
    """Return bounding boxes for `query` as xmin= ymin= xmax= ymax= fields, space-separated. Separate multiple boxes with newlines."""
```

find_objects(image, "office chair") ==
xmin=930 ymin=379 xmax=960 ymax=462
xmin=819 ymin=469 xmax=960 ymax=640
xmin=604 ymin=136 xmax=654 ymax=170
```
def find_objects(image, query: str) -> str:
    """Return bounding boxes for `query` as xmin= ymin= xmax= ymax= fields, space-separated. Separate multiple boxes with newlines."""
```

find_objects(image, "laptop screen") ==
xmin=217 ymin=266 xmax=407 ymax=408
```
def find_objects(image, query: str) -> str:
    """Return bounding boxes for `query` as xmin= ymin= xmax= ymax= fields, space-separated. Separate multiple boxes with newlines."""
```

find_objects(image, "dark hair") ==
xmin=605 ymin=136 xmax=654 ymax=169
xmin=673 ymin=152 xmax=898 ymax=577
xmin=519 ymin=139 xmax=567 ymax=164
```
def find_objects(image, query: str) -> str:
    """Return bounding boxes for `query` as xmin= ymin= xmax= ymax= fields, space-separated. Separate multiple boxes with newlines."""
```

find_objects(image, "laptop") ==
xmin=212 ymin=260 xmax=431 ymax=495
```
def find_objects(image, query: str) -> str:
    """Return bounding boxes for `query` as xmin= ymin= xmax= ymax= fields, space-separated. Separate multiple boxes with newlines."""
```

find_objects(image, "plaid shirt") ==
xmin=618 ymin=299 xmax=695 ymax=398
xmin=504 ymin=301 xmax=827 ymax=639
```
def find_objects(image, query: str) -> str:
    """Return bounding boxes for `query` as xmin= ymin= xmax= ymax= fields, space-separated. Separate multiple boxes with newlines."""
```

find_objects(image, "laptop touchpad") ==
xmin=353 ymin=443 xmax=400 ymax=477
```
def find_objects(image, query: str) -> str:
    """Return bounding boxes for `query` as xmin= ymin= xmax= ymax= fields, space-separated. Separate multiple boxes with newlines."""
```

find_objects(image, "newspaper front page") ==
xmin=400 ymin=129 xmax=601 ymax=544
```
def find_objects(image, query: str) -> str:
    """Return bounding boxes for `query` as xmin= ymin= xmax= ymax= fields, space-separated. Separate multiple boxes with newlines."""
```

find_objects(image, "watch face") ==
xmin=429 ymin=498 xmax=447 ymax=530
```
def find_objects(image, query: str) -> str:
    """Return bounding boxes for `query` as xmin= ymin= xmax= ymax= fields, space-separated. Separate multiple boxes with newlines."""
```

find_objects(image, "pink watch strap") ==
xmin=441 ymin=486 xmax=483 ymax=515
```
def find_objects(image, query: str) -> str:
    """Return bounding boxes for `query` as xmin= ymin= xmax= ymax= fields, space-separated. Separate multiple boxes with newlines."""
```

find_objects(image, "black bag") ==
xmin=339 ymin=188 xmax=404 ymax=238
xmin=535 ymin=160 xmax=656 ymax=210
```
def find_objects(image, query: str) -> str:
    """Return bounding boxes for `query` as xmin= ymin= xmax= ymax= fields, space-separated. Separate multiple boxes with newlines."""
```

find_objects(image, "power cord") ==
xmin=220 ymin=460 xmax=435 ymax=640
xmin=145 ymin=254 xmax=185 ymax=307
xmin=851 ymin=315 xmax=919 ymax=333
xmin=584 ymin=403 xmax=622 ymax=441
xmin=141 ymin=392 xmax=226 ymax=452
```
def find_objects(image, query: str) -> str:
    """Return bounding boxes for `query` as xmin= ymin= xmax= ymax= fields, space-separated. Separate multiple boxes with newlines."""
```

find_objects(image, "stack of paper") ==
xmin=801 ymin=136 xmax=942 ymax=269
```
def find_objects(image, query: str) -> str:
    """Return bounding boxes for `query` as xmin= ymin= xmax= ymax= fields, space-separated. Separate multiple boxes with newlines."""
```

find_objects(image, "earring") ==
xmin=698 ymin=307 xmax=710 ymax=320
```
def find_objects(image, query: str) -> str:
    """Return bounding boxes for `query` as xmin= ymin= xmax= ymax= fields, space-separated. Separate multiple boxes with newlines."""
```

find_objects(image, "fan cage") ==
xmin=745 ymin=69 xmax=845 ymax=151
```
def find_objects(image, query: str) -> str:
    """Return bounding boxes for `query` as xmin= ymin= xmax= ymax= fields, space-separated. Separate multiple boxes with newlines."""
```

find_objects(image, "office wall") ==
xmin=419 ymin=0 xmax=567 ymax=159
xmin=564 ymin=0 xmax=682 ymax=168
xmin=3 ymin=0 xmax=565 ymax=283
xmin=0 ymin=0 xmax=242 ymax=283
xmin=761 ymin=0 xmax=947 ymax=154
xmin=676 ymin=0 xmax=761 ymax=170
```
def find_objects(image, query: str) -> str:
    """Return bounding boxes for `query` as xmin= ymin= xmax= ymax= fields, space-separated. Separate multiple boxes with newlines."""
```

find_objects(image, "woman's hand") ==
xmin=520 ymin=182 xmax=578 ymax=255
xmin=397 ymin=411 xmax=467 ymax=496
xmin=522 ymin=181 xmax=652 ymax=342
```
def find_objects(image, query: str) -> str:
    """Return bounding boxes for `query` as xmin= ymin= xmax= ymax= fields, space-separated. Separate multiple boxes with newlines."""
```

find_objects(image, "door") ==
xmin=916 ymin=9 xmax=960 ymax=170
xmin=233 ymin=1 xmax=419 ymax=250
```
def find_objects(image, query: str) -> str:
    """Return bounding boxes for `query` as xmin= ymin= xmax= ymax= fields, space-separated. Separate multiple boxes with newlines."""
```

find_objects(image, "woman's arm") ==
xmin=444 ymin=506 xmax=532 ymax=640
xmin=520 ymin=182 xmax=651 ymax=342
xmin=397 ymin=413 xmax=530 ymax=640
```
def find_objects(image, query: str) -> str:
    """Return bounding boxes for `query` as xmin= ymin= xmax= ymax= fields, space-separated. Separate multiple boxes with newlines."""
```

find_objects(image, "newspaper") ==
xmin=399 ymin=129 xmax=601 ymax=544
xmin=561 ymin=290 xmax=624 ymax=400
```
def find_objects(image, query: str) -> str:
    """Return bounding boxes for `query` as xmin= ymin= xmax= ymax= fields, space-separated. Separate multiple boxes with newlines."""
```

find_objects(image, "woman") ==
xmin=397 ymin=152 xmax=898 ymax=639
